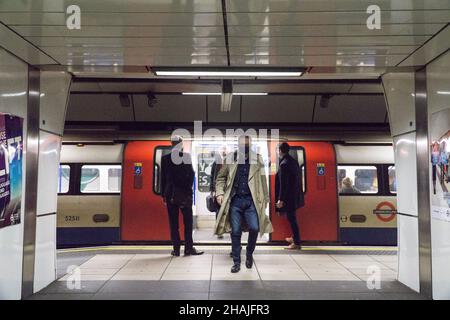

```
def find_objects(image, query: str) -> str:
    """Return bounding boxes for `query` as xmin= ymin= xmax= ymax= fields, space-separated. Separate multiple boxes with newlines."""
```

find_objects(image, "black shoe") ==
xmin=171 ymin=250 xmax=180 ymax=257
xmin=245 ymin=256 xmax=253 ymax=269
xmin=184 ymin=247 xmax=204 ymax=256
xmin=231 ymin=264 xmax=241 ymax=273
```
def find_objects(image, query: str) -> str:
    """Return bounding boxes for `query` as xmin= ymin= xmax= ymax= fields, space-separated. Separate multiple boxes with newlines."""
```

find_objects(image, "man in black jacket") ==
xmin=161 ymin=136 xmax=204 ymax=257
xmin=275 ymin=142 xmax=304 ymax=250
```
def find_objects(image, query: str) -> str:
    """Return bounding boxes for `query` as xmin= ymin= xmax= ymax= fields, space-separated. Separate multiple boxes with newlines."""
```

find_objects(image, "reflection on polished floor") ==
xmin=28 ymin=246 xmax=424 ymax=300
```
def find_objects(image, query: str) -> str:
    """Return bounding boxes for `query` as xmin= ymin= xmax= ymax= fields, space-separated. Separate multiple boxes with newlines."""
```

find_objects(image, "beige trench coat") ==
xmin=214 ymin=152 xmax=273 ymax=237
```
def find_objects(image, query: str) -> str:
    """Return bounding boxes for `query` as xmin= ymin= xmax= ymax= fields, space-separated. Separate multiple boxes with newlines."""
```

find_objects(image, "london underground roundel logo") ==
xmin=374 ymin=201 xmax=397 ymax=222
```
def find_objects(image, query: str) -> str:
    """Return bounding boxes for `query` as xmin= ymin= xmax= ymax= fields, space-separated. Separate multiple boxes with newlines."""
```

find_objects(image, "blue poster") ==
xmin=0 ymin=114 xmax=23 ymax=229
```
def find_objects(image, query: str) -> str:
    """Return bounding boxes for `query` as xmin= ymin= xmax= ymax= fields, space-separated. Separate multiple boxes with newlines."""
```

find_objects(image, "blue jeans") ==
xmin=230 ymin=194 xmax=259 ymax=265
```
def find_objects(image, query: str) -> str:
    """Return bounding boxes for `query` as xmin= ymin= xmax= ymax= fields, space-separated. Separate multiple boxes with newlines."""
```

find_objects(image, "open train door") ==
xmin=122 ymin=141 xmax=184 ymax=241
xmin=269 ymin=141 xmax=338 ymax=242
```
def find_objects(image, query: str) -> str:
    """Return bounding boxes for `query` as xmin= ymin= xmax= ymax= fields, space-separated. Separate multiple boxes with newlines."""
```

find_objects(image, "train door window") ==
xmin=58 ymin=165 xmax=70 ymax=194
xmin=388 ymin=166 xmax=397 ymax=194
xmin=337 ymin=165 xmax=378 ymax=194
xmin=153 ymin=147 xmax=171 ymax=195
xmin=108 ymin=167 xmax=122 ymax=192
xmin=80 ymin=165 xmax=122 ymax=193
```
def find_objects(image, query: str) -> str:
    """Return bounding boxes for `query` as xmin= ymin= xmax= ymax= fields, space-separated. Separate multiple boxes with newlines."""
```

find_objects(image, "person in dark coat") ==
xmin=275 ymin=142 xmax=304 ymax=250
xmin=161 ymin=136 xmax=204 ymax=257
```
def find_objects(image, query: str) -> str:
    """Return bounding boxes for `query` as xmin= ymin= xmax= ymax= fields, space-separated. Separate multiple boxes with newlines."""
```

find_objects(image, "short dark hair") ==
xmin=279 ymin=142 xmax=290 ymax=154
xmin=171 ymin=135 xmax=183 ymax=146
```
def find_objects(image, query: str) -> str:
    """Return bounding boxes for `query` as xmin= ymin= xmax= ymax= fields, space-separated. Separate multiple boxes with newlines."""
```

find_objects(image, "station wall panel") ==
xmin=34 ymin=215 xmax=56 ymax=293
xmin=37 ymin=131 xmax=61 ymax=215
xmin=393 ymin=132 xmax=418 ymax=216
xmin=382 ymin=73 xmax=416 ymax=136
xmin=0 ymin=48 xmax=28 ymax=300
xmin=39 ymin=71 xmax=71 ymax=135
xmin=397 ymin=214 xmax=420 ymax=292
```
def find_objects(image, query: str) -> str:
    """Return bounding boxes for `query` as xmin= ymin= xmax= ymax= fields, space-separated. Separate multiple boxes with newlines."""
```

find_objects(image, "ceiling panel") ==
xmin=241 ymin=95 xmax=316 ymax=123
xmin=0 ymin=0 xmax=222 ymax=12
xmin=11 ymin=26 xmax=225 ymax=38
xmin=227 ymin=36 xmax=430 ymax=47
xmin=67 ymin=94 xmax=134 ymax=121
xmin=0 ymin=12 xmax=224 ymax=26
xmin=207 ymin=96 xmax=241 ymax=123
xmin=230 ymin=54 xmax=404 ymax=67
xmin=53 ymin=55 xmax=228 ymax=66
xmin=227 ymin=24 xmax=441 ymax=37
xmin=25 ymin=36 xmax=226 ymax=47
xmin=0 ymin=0 xmax=448 ymax=76
xmin=133 ymin=94 xmax=207 ymax=122
xmin=227 ymin=0 xmax=450 ymax=12
xmin=226 ymin=11 xmax=450 ymax=25
xmin=229 ymin=45 xmax=418 ymax=56
xmin=313 ymin=94 xmax=387 ymax=123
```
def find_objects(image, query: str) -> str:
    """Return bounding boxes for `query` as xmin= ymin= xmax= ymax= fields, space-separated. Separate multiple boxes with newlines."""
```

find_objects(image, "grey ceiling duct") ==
xmin=320 ymin=94 xmax=333 ymax=108
xmin=221 ymin=80 xmax=233 ymax=112
xmin=119 ymin=94 xmax=131 ymax=107
xmin=147 ymin=92 xmax=157 ymax=108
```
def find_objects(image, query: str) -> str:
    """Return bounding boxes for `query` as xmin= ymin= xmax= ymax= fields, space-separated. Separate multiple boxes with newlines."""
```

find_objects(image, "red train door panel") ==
xmin=269 ymin=141 xmax=338 ymax=241
xmin=122 ymin=141 xmax=183 ymax=241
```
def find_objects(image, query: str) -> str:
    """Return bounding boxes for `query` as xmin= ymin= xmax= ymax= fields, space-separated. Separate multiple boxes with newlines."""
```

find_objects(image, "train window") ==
xmin=337 ymin=165 xmax=378 ymax=194
xmin=108 ymin=168 xmax=122 ymax=192
xmin=80 ymin=165 xmax=122 ymax=193
xmin=388 ymin=166 xmax=397 ymax=194
xmin=153 ymin=147 xmax=171 ymax=195
xmin=58 ymin=165 xmax=70 ymax=194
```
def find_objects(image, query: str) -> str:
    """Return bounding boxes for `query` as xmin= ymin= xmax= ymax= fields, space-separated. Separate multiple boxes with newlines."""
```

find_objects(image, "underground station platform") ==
xmin=27 ymin=246 xmax=422 ymax=301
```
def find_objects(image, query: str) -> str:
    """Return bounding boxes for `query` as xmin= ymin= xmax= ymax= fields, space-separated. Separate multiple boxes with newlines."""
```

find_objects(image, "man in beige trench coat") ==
xmin=215 ymin=135 xmax=273 ymax=273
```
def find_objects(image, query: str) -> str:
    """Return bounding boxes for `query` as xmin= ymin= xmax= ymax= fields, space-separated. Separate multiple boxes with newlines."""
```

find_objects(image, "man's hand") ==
xmin=216 ymin=195 xmax=224 ymax=206
xmin=276 ymin=200 xmax=284 ymax=209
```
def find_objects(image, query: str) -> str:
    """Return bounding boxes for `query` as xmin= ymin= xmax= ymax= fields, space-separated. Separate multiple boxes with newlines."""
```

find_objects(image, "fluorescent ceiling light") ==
xmin=158 ymin=71 xmax=302 ymax=77
xmin=437 ymin=91 xmax=450 ymax=95
xmin=182 ymin=92 xmax=221 ymax=95
xmin=233 ymin=92 xmax=268 ymax=96
xmin=153 ymin=67 xmax=304 ymax=77
xmin=182 ymin=92 xmax=268 ymax=96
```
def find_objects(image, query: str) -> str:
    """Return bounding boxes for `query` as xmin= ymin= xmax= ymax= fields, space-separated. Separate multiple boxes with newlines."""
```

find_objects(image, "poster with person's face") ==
xmin=0 ymin=113 xmax=23 ymax=229
xmin=430 ymin=108 xmax=450 ymax=222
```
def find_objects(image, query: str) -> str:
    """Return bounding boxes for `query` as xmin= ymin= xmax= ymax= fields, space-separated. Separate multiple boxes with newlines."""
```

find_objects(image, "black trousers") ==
xmin=286 ymin=210 xmax=301 ymax=245
xmin=166 ymin=202 xmax=194 ymax=251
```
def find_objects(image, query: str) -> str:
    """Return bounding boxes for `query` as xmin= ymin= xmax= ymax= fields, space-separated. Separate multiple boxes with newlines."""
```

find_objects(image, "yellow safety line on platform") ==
xmin=59 ymin=245 xmax=397 ymax=254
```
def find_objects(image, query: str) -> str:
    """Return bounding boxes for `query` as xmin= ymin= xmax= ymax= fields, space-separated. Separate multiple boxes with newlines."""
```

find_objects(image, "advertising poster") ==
xmin=430 ymin=109 xmax=450 ymax=222
xmin=0 ymin=113 xmax=23 ymax=229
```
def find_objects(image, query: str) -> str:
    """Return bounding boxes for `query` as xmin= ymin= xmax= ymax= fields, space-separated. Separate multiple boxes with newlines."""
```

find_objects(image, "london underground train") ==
xmin=56 ymin=136 xmax=396 ymax=247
